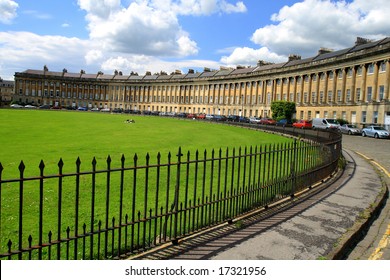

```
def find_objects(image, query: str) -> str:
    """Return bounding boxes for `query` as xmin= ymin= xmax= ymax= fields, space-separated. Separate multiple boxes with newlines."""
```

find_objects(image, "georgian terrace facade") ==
xmin=13 ymin=37 xmax=390 ymax=127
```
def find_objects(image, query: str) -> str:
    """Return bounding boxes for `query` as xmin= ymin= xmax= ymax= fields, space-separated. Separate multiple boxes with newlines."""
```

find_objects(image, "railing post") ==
xmin=172 ymin=147 xmax=182 ymax=245
xmin=0 ymin=163 xmax=3 ymax=256
xmin=18 ymin=161 xmax=25 ymax=260
xmin=291 ymin=139 xmax=298 ymax=198
xmin=38 ymin=160 xmax=45 ymax=260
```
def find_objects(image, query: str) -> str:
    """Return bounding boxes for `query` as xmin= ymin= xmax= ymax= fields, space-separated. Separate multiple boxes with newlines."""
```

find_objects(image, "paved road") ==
xmin=340 ymin=134 xmax=390 ymax=260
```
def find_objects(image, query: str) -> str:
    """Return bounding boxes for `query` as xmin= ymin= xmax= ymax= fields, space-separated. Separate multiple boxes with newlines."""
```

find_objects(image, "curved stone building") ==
xmin=13 ymin=37 xmax=390 ymax=127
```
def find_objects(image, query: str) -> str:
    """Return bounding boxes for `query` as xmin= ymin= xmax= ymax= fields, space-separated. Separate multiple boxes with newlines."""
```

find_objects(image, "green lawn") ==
xmin=0 ymin=109 xmax=290 ymax=179
xmin=1 ymin=109 xmax=297 ymax=259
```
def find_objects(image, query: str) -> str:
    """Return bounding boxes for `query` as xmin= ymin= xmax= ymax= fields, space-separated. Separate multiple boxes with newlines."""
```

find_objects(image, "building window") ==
xmin=373 ymin=111 xmax=378 ymax=123
xmin=379 ymin=85 xmax=384 ymax=100
xmin=356 ymin=88 xmax=361 ymax=101
xmin=380 ymin=62 xmax=387 ymax=72
xmin=311 ymin=92 xmax=316 ymax=103
xmin=367 ymin=86 xmax=372 ymax=101
xmin=367 ymin=64 xmax=374 ymax=74
xmin=362 ymin=111 xmax=367 ymax=123
xmin=337 ymin=90 xmax=342 ymax=102
xmin=320 ymin=91 xmax=324 ymax=103
xmin=346 ymin=89 xmax=351 ymax=102
xmin=357 ymin=66 xmax=363 ymax=76
xmin=328 ymin=91 xmax=333 ymax=102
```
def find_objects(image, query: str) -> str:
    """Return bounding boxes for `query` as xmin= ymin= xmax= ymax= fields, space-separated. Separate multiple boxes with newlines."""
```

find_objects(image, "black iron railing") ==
xmin=0 ymin=125 xmax=342 ymax=260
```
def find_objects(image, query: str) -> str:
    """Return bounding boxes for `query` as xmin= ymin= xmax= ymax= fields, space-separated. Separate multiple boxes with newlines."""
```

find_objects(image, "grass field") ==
xmin=0 ymin=109 xmax=290 ymax=178
xmin=1 ymin=109 xmax=297 ymax=259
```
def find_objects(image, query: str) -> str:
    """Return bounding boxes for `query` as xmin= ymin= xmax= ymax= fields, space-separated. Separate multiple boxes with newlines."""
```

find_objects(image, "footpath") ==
xmin=132 ymin=149 xmax=388 ymax=260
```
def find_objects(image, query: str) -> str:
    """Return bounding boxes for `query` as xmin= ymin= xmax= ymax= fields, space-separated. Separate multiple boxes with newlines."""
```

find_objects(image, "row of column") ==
xmin=17 ymin=60 xmax=389 ymax=108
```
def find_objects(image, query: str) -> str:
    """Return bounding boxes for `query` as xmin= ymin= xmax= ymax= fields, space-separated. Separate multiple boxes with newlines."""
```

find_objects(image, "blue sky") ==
xmin=0 ymin=0 xmax=389 ymax=80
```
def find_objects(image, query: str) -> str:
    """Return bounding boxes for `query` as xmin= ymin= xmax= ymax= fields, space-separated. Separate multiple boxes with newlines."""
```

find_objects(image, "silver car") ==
xmin=339 ymin=124 xmax=361 ymax=135
xmin=361 ymin=126 xmax=390 ymax=139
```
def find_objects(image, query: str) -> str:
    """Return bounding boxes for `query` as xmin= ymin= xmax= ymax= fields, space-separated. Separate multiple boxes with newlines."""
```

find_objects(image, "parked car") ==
xmin=113 ymin=108 xmax=124 ymax=113
xmin=100 ymin=108 xmax=111 ymax=112
xmin=90 ymin=107 xmax=100 ymax=112
xmin=293 ymin=120 xmax=312 ymax=129
xmin=312 ymin=118 xmax=340 ymax=130
xmin=187 ymin=113 xmax=197 ymax=119
xmin=77 ymin=106 xmax=88 ymax=111
xmin=276 ymin=119 xmax=293 ymax=127
xmin=205 ymin=114 xmax=214 ymax=120
xmin=339 ymin=124 xmax=361 ymax=135
xmin=249 ymin=117 xmax=261 ymax=124
xmin=196 ymin=113 xmax=206 ymax=120
xmin=213 ymin=115 xmax=227 ymax=122
xmin=10 ymin=104 xmax=24 ymax=108
xmin=24 ymin=104 xmax=37 ymax=109
xmin=259 ymin=118 xmax=276 ymax=125
xmin=39 ymin=104 xmax=51 ymax=109
xmin=361 ymin=126 xmax=390 ymax=139
xmin=238 ymin=116 xmax=250 ymax=123
xmin=227 ymin=115 xmax=240 ymax=122
xmin=177 ymin=112 xmax=187 ymax=118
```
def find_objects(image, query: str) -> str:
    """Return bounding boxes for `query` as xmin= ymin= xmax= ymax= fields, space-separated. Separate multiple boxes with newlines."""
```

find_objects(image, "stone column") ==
xmin=373 ymin=61 xmax=379 ymax=101
xmin=293 ymin=76 xmax=298 ymax=103
xmin=286 ymin=77 xmax=291 ymax=101
xmin=385 ymin=60 xmax=390 ymax=100
xmin=341 ymin=68 xmax=347 ymax=103
xmin=351 ymin=66 xmax=357 ymax=103
xmin=315 ymin=73 xmax=320 ymax=104
xmin=361 ymin=64 xmax=367 ymax=102
xmin=332 ymin=70 xmax=337 ymax=104
xmin=307 ymin=74 xmax=313 ymax=104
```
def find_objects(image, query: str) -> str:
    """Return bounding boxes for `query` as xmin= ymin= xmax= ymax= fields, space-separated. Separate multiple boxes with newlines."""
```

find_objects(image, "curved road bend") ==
xmin=341 ymin=135 xmax=390 ymax=260
xmin=131 ymin=138 xmax=385 ymax=260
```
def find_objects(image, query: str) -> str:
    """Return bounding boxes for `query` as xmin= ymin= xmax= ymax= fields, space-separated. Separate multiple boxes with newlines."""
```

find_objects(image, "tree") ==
xmin=271 ymin=101 xmax=296 ymax=121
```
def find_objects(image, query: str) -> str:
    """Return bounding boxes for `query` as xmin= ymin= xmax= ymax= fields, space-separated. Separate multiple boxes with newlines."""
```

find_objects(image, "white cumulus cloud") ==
xmin=0 ymin=0 xmax=18 ymax=24
xmin=251 ymin=0 xmax=390 ymax=57
xmin=221 ymin=0 xmax=390 ymax=67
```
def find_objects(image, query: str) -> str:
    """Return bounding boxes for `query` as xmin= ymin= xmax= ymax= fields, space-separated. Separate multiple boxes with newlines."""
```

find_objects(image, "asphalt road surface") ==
xmin=341 ymin=134 xmax=390 ymax=260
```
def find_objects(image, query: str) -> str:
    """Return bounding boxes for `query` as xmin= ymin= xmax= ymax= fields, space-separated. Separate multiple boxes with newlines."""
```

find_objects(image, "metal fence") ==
xmin=0 ymin=126 xmax=342 ymax=260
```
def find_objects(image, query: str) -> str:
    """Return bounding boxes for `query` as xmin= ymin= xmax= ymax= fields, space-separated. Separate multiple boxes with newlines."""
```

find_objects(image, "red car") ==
xmin=187 ymin=113 xmax=197 ymax=119
xmin=259 ymin=118 xmax=276 ymax=125
xmin=196 ymin=113 xmax=206 ymax=119
xmin=293 ymin=120 xmax=312 ymax=129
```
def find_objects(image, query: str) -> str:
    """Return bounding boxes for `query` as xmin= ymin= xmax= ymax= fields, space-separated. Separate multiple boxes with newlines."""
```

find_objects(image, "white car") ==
xmin=24 ymin=105 xmax=37 ymax=109
xmin=10 ymin=104 xmax=24 ymax=108
xmin=249 ymin=117 xmax=261 ymax=124
xmin=361 ymin=126 xmax=390 ymax=139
